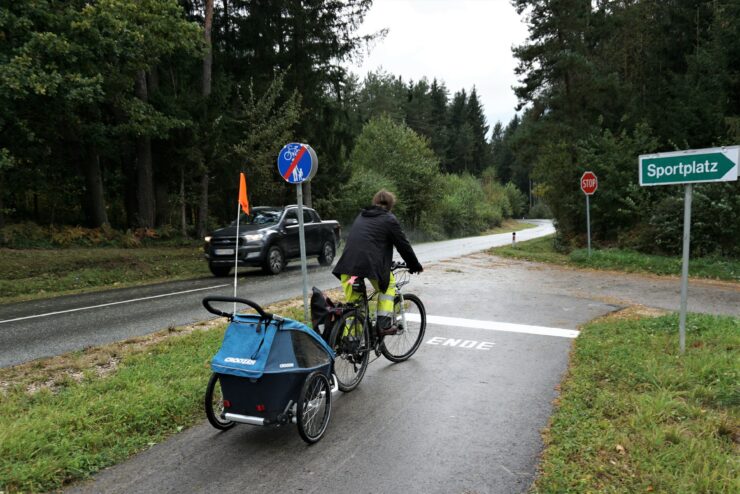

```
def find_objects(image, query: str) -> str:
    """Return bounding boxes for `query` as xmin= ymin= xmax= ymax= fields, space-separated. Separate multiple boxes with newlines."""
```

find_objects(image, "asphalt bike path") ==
xmin=0 ymin=221 xmax=554 ymax=367
xmin=63 ymin=235 xmax=739 ymax=493
xmin=66 ymin=254 xmax=614 ymax=494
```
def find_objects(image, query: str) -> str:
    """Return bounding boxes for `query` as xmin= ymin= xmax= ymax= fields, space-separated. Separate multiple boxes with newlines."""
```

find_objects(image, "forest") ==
xmin=1 ymin=1 xmax=738 ymax=257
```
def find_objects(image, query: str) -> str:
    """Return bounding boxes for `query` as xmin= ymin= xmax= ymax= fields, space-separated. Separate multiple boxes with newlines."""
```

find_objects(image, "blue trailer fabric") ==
xmin=211 ymin=314 xmax=334 ymax=379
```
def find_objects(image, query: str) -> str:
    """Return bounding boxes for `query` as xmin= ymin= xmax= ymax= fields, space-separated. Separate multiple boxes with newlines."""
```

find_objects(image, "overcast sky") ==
xmin=345 ymin=0 xmax=530 ymax=136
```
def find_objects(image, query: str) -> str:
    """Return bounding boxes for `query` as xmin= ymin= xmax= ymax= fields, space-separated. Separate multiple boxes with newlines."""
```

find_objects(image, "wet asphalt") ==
xmin=62 ymin=244 xmax=739 ymax=494
xmin=0 ymin=221 xmax=555 ymax=368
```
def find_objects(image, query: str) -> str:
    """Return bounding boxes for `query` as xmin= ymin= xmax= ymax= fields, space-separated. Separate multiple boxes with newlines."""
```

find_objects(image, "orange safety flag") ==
xmin=238 ymin=172 xmax=250 ymax=215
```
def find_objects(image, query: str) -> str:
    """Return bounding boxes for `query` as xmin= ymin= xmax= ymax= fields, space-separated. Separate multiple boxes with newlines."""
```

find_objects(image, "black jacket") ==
xmin=332 ymin=206 xmax=422 ymax=292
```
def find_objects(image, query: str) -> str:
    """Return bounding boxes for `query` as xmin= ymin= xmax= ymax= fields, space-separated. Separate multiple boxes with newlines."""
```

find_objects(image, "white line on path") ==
xmin=406 ymin=313 xmax=580 ymax=339
xmin=0 ymin=284 xmax=230 ymax=325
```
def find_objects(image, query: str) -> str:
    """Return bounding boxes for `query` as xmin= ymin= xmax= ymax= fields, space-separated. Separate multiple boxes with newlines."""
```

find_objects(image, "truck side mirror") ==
xmin=285 ymin=218 xmax=298 ymax=226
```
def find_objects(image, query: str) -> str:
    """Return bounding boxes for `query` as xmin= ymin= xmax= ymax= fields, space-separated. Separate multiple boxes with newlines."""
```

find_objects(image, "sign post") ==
xmin=277 ymin=143 xmax=318 ymax=323
xmin=639 ymin=145 xmax=739 ymax=353
xmin=580 ymin=171 xmax=598 ymax=257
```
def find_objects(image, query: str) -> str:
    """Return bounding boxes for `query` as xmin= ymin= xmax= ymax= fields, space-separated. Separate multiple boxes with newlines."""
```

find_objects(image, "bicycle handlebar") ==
xmin=392 ymin=261 xmax=423 ymax=273
xmin=202 ymin=296 xmax=273 ymax=320
xmin=391 ymin=261 xmax=407 ymax=270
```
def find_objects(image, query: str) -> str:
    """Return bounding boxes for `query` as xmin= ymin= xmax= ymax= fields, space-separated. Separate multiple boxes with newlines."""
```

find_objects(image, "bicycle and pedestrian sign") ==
xmin=639 ymin=146 xmax=738 ymax=186
xmin=276 ymin=142 xmax=319 ymax=324
xmin=277 ymin=143 xmax=318 ymax=184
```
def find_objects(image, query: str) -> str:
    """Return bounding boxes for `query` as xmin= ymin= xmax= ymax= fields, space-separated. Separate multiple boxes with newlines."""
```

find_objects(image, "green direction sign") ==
xmin=639 ymin=146 xmax=738 ymax=186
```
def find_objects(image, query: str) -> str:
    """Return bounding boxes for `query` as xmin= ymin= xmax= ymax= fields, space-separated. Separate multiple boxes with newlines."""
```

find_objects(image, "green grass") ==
xmin=0 ymin=247 xmax=209 ymax=304
xmin=533 ymin=312 xmax=739 ymax=494
xmin=492 ymin=236 xmax=740 ymax=282
xmin=0 ymin=326 xmax=223 ymax=493
xmin=0 ymin=300 xmax=310 ymax=493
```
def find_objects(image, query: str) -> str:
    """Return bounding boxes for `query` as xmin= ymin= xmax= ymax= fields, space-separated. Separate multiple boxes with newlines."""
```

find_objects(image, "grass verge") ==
xmin=492 ymin=236 xmax=740 ymax=282
xmin=0 ymin=246 xmax=209 ymax=304
xmin=533 ymin=310 xmax=739 ymax=493
xmin=0 ymin=297 xmax=315 ymax=493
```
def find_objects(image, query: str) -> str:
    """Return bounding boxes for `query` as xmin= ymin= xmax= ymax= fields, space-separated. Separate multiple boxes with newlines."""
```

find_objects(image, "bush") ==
xmin=434 ymin=174 xmax=501 ymax=238
xmin=345 ymin=116 xmax=440 ymax=230
xmin=647 ymin=182 xmax=740 ymax=257
xmin=504 ymin=182 xmax=527 ymax=218
xmin=0 ymin=223 xmax=196 ymax=249
xmin=527 ymin=201 xmax=552 ymax=219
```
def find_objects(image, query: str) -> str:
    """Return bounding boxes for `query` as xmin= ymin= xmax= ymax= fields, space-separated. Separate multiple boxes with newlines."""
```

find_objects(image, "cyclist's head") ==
xmin=372 ymin=189 xmax=396 ymax=211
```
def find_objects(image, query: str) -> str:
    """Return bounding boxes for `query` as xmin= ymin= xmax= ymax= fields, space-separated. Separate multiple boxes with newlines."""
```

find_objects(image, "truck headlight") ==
xmin=244 ymin=233 xmax=264 ymax=242
xmin=204 ymin=236 xmax=212 ymax=243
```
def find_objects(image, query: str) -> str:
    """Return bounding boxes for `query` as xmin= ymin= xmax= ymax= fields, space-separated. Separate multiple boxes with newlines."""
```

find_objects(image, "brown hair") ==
xmin=372 ymin=189 xmax=396 ymax=210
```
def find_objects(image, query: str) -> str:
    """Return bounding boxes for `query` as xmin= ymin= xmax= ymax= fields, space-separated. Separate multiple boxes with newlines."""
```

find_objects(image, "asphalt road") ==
xmin=62 ymin=253 xmax=739 ymax=494
xmin=13 ymin=218 xmax=735 ymax=494
xmin=66 ymin=251 xmax=615 ymax=494
xmin=0 ymin=221 xmax=555 ymax=368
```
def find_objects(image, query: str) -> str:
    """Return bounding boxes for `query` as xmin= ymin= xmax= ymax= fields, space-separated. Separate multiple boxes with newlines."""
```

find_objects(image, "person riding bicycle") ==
xmin=332 ymin=189 xmax=423 ymax=336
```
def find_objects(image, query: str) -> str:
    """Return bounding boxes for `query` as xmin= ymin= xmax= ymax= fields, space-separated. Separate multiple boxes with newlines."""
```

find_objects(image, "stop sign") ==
xmin=581 ymin=171 xmax=598 ymax=195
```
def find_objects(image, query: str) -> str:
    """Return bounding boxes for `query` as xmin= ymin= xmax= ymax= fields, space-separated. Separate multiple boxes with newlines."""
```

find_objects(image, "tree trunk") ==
xmin=135 ymin=70 xmax=155 ymax=228
xmin=202 ymin=0 xmax=214 ymax=98
xmin=196 ymin=171 xmax=209 ymax=238
xmin=155 ymin=180 xmax=168 ymax=227
xmin=83 ymin=147 xmax=109 ymax=227
xmin=197 ymin=0 xmax=214 ymax=239
xmin=0 ymin=173 xmax=5 ymax=230
xmin=180 ymin=165 xmax=187 ymax=237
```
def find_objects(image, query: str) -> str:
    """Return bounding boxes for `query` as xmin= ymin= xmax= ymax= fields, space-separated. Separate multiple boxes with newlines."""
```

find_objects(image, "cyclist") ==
xmin=332 ymin=189 xmax=423 ymax=335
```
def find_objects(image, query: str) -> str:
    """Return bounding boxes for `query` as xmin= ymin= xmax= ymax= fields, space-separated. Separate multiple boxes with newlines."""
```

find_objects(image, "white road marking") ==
xmin=406 ymin=313 xmax=579 ymax=339
xmin=0 ymin=284 xmax=230 ymax=324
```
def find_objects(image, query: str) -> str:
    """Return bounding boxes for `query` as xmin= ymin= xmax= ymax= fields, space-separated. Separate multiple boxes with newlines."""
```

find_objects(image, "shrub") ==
xmin=504 ymin=182 xmax=527 ymax=218
xmin=527 ymin=201 xmax=552 ymax=219
xmin=436 ymin=174 xmax=499 ymax=238
xmin=345 ymin=116 xmax=440 ymax=230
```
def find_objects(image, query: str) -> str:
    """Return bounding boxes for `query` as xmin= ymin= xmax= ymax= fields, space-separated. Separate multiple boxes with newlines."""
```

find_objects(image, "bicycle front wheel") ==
xmin=380 ymin=293 xmax=426 ymax=362
xmin=328 ymin=310 xmax=369 ymax=392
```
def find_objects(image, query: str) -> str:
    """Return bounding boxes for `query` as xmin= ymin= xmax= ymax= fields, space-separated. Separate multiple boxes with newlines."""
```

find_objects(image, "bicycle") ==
xmin=328 ymin=261 xmax=427 ymax=392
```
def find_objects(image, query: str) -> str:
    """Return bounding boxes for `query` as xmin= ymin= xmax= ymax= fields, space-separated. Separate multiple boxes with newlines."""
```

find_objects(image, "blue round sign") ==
xmin=277 ymin=143 xmax=318 ymax=184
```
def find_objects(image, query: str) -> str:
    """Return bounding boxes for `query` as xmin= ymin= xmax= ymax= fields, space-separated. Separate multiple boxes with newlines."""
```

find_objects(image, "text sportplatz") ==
xmin=646 ymin=159 xmax=719 ymax=179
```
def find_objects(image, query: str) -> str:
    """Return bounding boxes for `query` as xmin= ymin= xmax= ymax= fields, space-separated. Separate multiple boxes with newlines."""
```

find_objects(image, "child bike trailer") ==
xmin=202 ymin=296 xmax=336 ymax=444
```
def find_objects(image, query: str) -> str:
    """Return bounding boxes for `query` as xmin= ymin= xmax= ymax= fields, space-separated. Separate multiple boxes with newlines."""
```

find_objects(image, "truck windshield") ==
xmin=230 ymin=209 xmax=281 ymax=226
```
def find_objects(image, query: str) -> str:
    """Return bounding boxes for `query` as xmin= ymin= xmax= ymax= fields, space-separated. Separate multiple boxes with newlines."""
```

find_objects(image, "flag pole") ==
xmin=233 ymin=191 xmax=241 ymax=315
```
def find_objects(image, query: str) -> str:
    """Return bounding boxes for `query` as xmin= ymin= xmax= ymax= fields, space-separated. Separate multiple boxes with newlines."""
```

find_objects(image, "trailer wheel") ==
xmin=205 ymin=373 xmax=235 ymax=430
xmin=297 ymin=371 xmax=332 ymax=444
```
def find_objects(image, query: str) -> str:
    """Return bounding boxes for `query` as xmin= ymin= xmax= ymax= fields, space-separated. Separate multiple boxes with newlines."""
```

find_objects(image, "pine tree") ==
xmin=466 ymin=87 xmax=490 ymax=175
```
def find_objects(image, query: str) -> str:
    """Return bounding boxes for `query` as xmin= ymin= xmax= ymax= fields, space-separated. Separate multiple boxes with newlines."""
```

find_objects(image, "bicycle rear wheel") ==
xmin=380 ymin=293 xmax=426 ymax=362
xmin=328 ymin=310 xmax=369 ymax=392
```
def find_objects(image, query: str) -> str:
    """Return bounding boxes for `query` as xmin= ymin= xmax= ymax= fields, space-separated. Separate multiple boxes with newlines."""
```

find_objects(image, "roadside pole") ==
xmin=585 ymin=194 xmax=591 ymax=257
xmin=277 ymin=142 xmax=319 ymax=324
xmin=678 ymin=184 xmax=692 ymax=353
xmin=639 ymin=145 xmax=738 ymax=353
xmin=296 ymin=182 xmax=309 ymax=323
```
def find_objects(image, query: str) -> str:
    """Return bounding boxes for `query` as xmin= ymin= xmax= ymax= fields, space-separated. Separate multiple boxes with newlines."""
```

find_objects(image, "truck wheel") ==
xmin=209 ymin=264 xmax=231 ymax=277
xmin=262 ymin=246 xmax=285 ymax=275
xmin=318 ymin=241 xmax=335 ymax=266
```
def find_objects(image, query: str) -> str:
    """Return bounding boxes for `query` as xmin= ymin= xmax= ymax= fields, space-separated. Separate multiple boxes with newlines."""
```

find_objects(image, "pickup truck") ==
xmin=204 ymin=206 xmax=341 ymax=276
